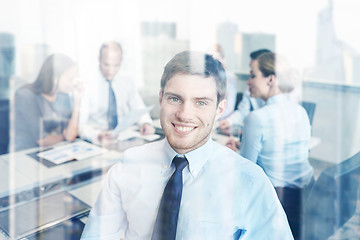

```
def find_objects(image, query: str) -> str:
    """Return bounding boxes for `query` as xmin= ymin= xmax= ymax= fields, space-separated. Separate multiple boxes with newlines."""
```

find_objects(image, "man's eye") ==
xmin=170 ymin=97 xmax=180 ymax=103
xmin=197 ymin=101 xmax=207 ymax=106
xmin=250 ymin=73 xmax=255 ymax=78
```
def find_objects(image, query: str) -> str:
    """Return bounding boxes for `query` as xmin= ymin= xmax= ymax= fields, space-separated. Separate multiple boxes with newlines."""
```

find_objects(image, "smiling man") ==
xmin=81 ymin=51 xmax=293 ymax=240
xmin=160 ymin=73 xmax=223 ymax=154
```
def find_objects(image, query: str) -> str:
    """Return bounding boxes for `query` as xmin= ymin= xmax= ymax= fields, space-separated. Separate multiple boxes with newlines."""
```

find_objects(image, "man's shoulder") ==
xmin=108 ymin=140 xmax=165 ymax=175
xmin=83 ymin=72 xmax=103 ymax=94
xmin=123 ymin=139 xmax=165 ymax=162
xmin=205 ymin=142 xmax=271 ymax=195
xmin=113 ymin=73 xmax=135 ymax=85
xmin=211 ymin=141 xmax=265 ymax=176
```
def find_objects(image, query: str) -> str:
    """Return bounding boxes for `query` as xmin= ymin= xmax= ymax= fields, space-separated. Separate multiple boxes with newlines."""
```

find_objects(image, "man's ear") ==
xmin=158 ymin=89 xmax=163 ymax=104
xmin=215 ymin=99 xmax=226 ymax=121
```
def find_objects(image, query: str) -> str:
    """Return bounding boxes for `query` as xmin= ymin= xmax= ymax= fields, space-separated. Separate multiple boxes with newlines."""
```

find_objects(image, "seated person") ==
xmin=227 ymin=52 xmax=313 ymax=239
xmin=79 ymin=41 xmax=155 ymax=145
xmin=218 ymin=49 xmax=269 ymax=134
xmin=14 ymin=54 xmax=83 ymax=151
xmin=81 ymin=51 xmax=293 ymax=239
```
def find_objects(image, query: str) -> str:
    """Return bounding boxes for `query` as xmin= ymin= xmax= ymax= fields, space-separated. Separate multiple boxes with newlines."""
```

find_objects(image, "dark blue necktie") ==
xmin=152 ymin=156 xmax=189 ymax=240
xmin=107 ymin=80 xmax=118 ymax=129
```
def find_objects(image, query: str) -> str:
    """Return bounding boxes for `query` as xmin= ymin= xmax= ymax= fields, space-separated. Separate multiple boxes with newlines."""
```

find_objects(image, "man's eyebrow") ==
xmin=163 ymin=92 xmax=184 ymax=100
xmin=194 ymin=97 xmax=214 ymax=102
xmin=164 ymin=92 xmax=215 ymax=102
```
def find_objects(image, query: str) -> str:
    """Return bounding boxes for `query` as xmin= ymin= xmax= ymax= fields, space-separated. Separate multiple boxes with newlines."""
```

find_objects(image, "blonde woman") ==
xmin=227 ymin=52 xmax=313 ymax=239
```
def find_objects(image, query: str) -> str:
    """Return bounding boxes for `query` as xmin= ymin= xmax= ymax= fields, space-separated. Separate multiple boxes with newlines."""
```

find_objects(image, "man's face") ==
xmin=159 ymin=74 xmax=225 ymax=154
xmin=99 ymin=48 xmax=122 ymax=81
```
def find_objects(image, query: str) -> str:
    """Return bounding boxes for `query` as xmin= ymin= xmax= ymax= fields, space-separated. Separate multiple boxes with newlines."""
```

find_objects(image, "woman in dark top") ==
xmin=14 ymin=54 xmax=83 ymax=151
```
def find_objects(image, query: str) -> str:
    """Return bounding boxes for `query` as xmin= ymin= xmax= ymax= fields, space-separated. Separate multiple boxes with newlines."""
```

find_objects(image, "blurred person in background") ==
xmin=226 ymin=52 xmax=313 ymax=239
xmin=218 ymin=49 xmax=270 ymax=135
xmin=79 ymin=41 xmax=154 ymax=146
xmin=14 ymin=54 xmax=83 ymax=151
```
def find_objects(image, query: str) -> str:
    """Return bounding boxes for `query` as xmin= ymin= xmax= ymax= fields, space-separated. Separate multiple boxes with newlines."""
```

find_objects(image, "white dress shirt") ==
xmin=240 ymin=94 xmax=314 ymax=188
xmin=79 ymin=70 xmax=152 ymax=143
xmin=81 ymin=138 xmax=293 ymax=240
xmin=226 ymin=89 xmax=265 ymax=126
xmin=227 ymin=88 xmax=301 ymax=127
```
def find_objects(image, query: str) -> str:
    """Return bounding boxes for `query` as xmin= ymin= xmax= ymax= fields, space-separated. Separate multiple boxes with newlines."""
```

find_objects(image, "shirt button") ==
xmin=163 ymin=165 xmax=168 ymax=169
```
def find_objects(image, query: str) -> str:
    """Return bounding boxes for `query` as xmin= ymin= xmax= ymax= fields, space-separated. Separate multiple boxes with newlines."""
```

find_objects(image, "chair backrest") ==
xmin=301 ymin=101 xmax=316 ymax=125
xmin=234 ymin=92 xmax=243 ymax=111
xmin=304 ymin=152 xmax=360 ymax=239
xmin=0 ymin=99 xmax=9 ymax=155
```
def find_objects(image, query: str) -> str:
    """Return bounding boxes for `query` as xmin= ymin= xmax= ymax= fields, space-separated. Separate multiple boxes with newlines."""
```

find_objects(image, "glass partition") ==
xmin=0 ymin=0 xmax=359 ymax=239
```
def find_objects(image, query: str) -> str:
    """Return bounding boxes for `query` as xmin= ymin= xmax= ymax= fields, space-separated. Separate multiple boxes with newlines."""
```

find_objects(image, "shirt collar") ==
xmin=98 ymin=68 xmax=119 ymax=83
xmin=162 ymin=137 xmax=214 ymax=178
xmin=162 ymin=138 xmax=178 ymax=171
xmin=266 ymin=93 xmax=287 ymax=105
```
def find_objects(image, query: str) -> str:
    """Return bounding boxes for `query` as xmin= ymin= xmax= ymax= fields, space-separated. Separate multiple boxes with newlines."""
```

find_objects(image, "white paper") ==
xmin=37 ymin=141 xmax=107 ymax=165
xmin=116 ymin=126 xmax=161 ymax=142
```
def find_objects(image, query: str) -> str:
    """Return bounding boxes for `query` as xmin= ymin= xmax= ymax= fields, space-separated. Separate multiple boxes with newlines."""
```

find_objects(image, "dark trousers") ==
xmin=275 ymin=179 xmax=314 ymax=240
xmin=275 ymin=187 xmax=303 ymax=240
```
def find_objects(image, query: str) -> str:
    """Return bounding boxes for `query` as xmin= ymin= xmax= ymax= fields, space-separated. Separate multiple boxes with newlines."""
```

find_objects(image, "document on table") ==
xmin=37 ymin=141 xmax=107 ymax=165
xmin=112 ymin=105 xmax=154 ymax=134
xmin=117 ymin=126 xmax=161 ymax=142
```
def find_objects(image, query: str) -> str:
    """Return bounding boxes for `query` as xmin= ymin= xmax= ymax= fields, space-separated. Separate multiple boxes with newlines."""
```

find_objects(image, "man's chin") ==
xmin=167 ymin=137 xmax=193 ymax=152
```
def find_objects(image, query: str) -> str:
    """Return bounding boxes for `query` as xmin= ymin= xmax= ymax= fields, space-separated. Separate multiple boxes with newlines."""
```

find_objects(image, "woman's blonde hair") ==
xmin=257 ymin=52 xmax=299 ymax=93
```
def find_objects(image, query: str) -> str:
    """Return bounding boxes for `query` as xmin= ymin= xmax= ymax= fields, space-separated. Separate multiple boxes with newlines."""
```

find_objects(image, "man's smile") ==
xmin=172 ymin=123 xmax=197 ymax=134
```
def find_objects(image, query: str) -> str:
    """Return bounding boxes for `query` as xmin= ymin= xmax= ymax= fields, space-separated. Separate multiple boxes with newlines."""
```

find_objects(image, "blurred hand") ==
xmin=226 ymin=138 xmax=240 ymax=152
xmin=73 ymin=82 xmax=84 ymax=106
xmin=140 ymin=123 xmax=155 ymax=135
xmin=37 ymin=134 xmax=64 ymax=147
xmin=219 ymin=119 xmax=231 ymax=135
xmin=98 ymin=130 xmax=118 ymax=147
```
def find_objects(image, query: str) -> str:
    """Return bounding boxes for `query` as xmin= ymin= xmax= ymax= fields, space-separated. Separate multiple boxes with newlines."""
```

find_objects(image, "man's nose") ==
xmin=175 ymin=102 xmax=193 ymax=121
xmin=108 ymin=67 xmax=117 ymax=75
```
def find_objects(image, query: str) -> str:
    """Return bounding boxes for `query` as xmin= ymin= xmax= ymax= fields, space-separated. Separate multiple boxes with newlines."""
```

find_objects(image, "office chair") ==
xmin=300 ymin=101 xmax=316 ymax=125
xmin=304 ymin=151 xmax=360 ymax=240
xmin=0 ymin=99 xmax=9 ymax=155
xmin=234 ymin=92 xmax=243 ymax=111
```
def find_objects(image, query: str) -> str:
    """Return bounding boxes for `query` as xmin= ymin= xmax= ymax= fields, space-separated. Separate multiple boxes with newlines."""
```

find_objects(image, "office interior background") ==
xmin=0 ymin=0 xmax=359 ymax=239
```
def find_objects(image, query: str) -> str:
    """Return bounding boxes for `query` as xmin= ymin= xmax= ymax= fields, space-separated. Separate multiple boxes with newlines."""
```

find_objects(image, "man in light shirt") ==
xmin=81 ymin=51 xmax=293 ymax=240
xmin=79 ymin=41 xmax=155 ymax=145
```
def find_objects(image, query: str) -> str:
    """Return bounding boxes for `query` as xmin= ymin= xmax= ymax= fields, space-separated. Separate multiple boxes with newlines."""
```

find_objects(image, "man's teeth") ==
xmin=175 ymin=126 xmax=194 ymax=132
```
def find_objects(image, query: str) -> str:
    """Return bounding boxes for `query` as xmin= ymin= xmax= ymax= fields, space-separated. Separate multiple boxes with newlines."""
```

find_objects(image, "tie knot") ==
xmin=173 ymin=156 xmax=188 ymax=172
